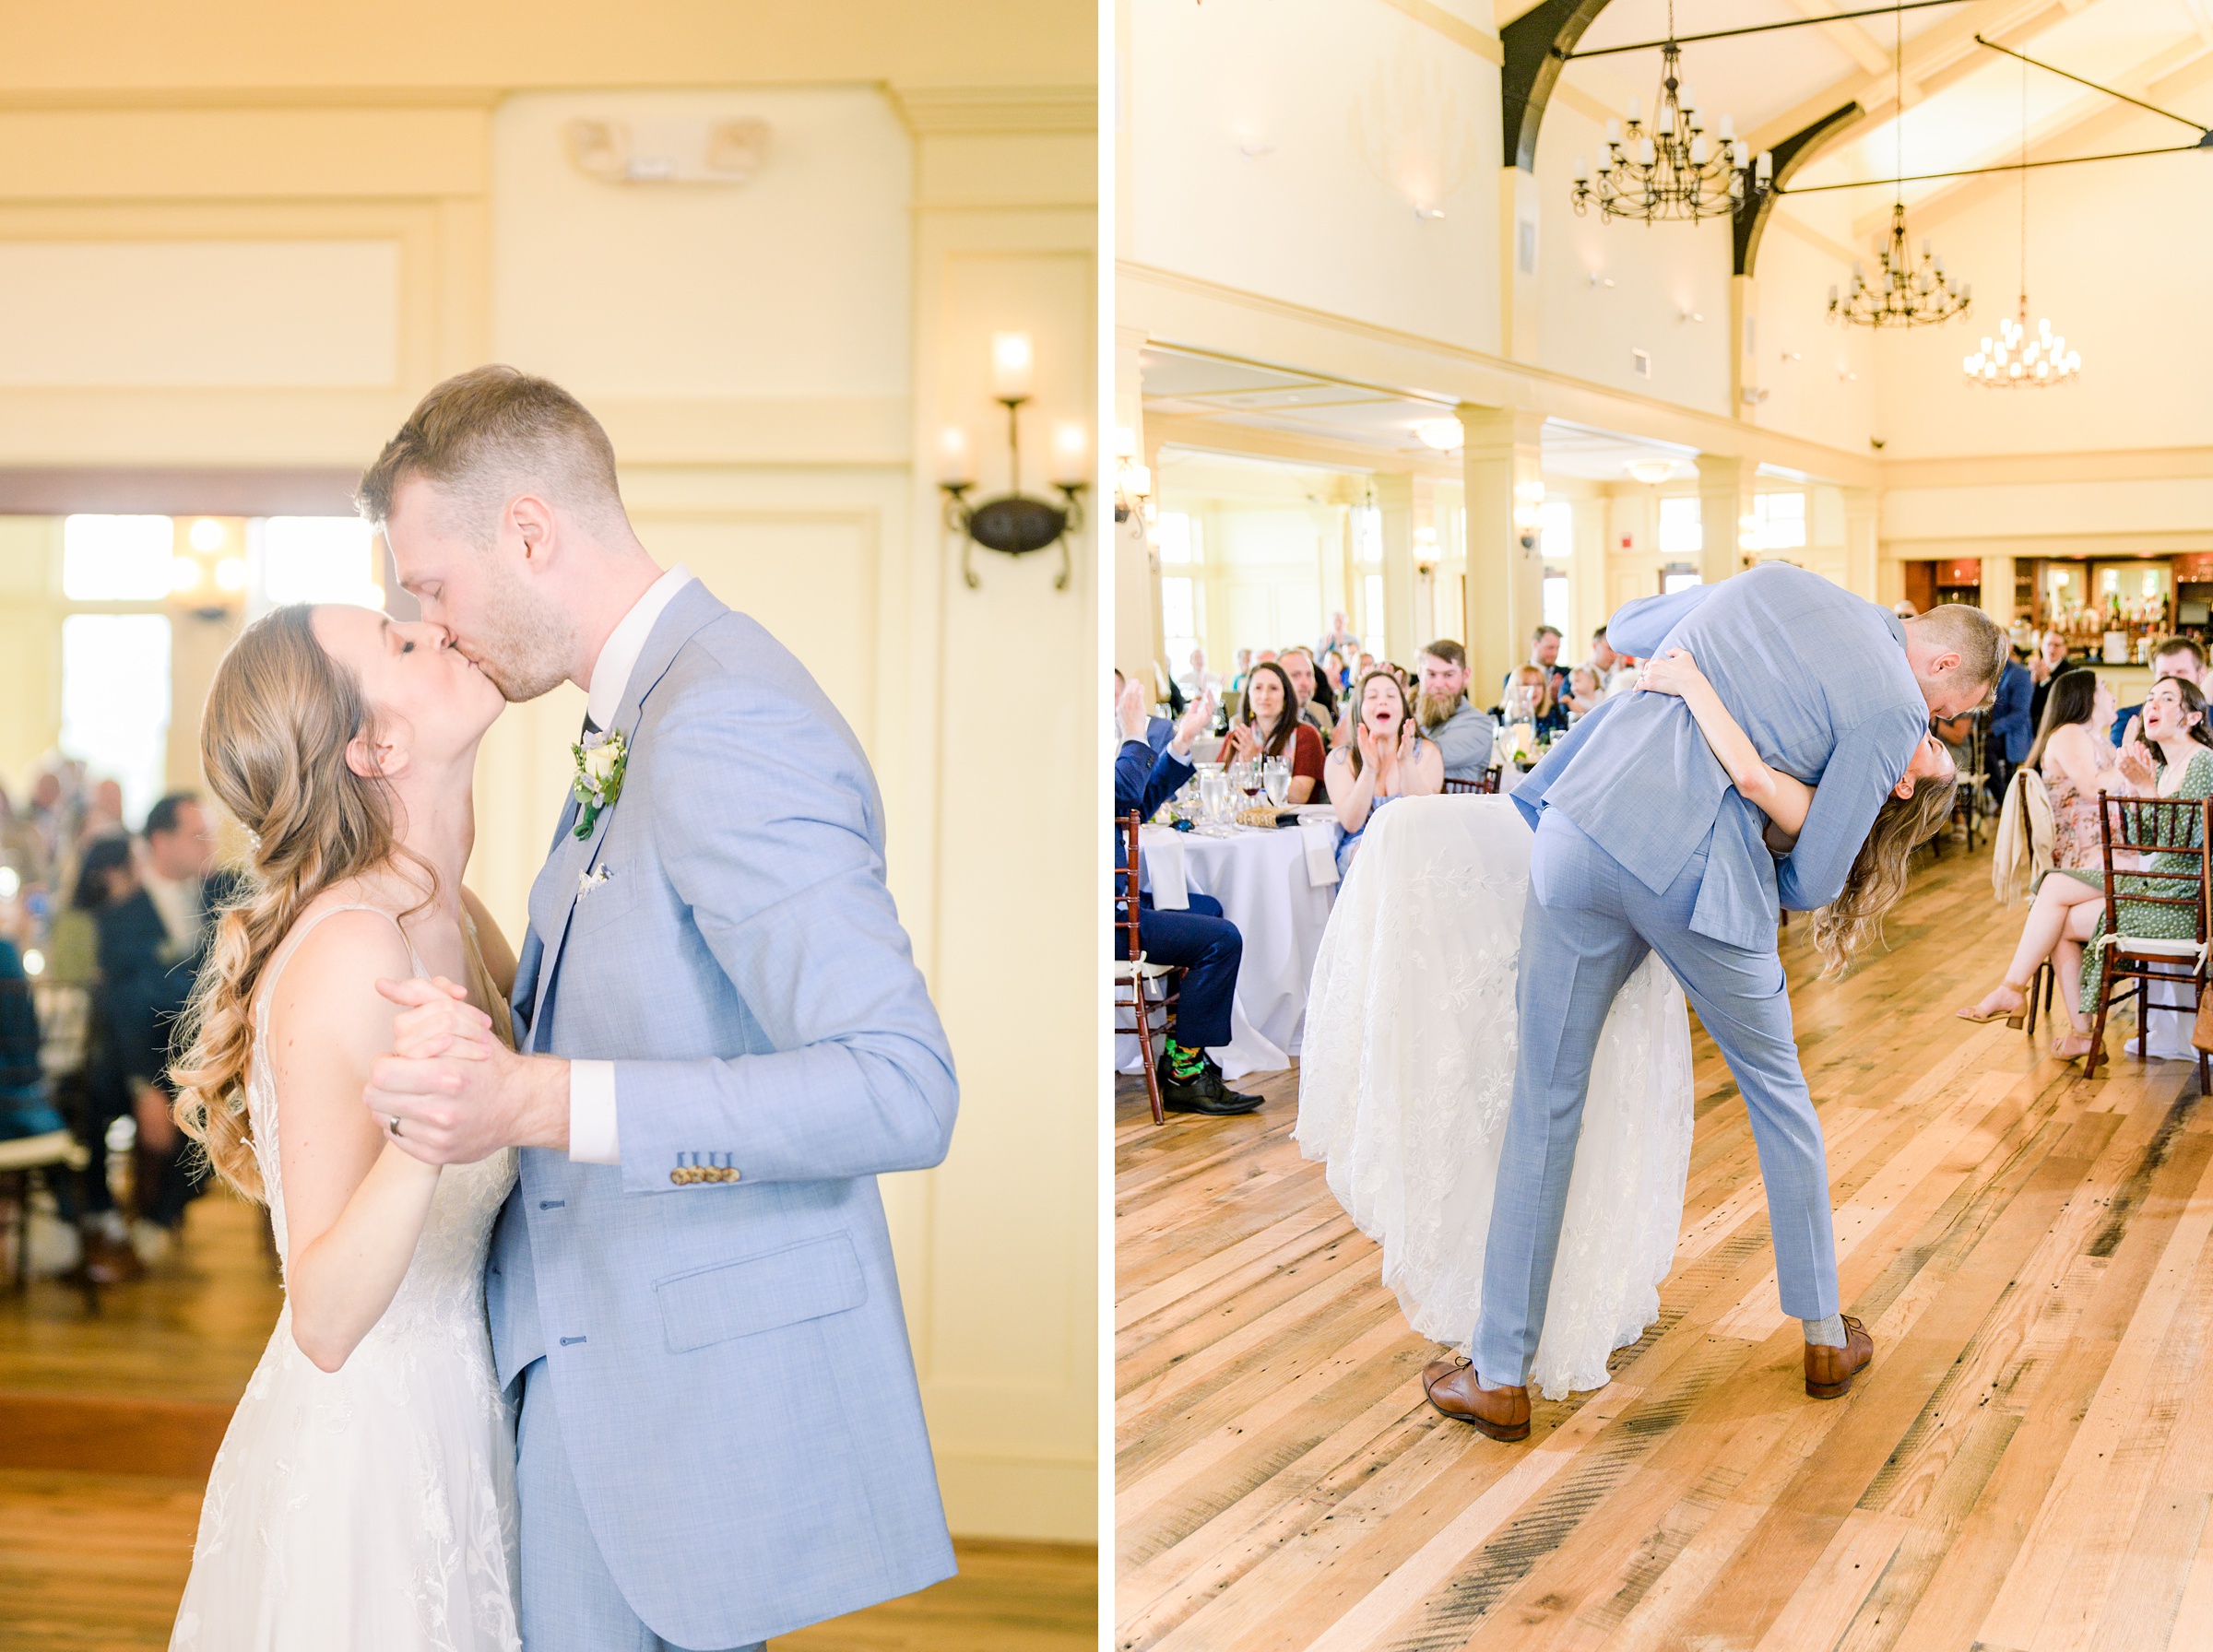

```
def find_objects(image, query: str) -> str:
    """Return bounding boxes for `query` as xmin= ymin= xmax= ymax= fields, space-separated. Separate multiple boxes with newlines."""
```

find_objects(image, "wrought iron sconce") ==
xmin=939 ymin=332 xmax=1086 ymax=592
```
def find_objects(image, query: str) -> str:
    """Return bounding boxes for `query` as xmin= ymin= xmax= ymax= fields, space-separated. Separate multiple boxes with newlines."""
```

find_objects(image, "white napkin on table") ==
xmin=1299 ymin=821 xmax=1340 ymax=888
xmin=1142 ymin=827 xmax=1189 ymax=909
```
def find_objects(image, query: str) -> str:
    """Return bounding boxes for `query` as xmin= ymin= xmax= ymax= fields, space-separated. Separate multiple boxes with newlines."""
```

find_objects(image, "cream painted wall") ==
xmin=1125 ymin=0 xmax=1503 ymax=357
xmin=0 ymin=9 xmax=1095 ymax=1547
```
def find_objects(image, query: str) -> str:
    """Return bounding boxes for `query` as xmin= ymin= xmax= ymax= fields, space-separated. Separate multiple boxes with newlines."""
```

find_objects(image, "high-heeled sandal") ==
xmin=1958 ymin=983 xmax=2030 ymax=1028
xmin=2053 ymin=1031 xmax=2096 ymax=1062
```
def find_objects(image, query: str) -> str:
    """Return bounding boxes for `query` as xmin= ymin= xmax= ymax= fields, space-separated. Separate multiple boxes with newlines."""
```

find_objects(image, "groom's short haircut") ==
xmin=1907 ymin=601 xmax=2008 ymax=695
xmin=355 ymin=364 xmax=628 ymax=545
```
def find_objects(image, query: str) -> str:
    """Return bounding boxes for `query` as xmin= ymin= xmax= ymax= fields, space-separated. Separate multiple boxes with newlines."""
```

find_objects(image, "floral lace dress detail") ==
xmin=171 ymin=904 xmax=521 ymax=1652
xmin=2043 ymin=760 xmax=2104 ymax=873
xmin=1296 ymin=796 xmax=1696 ymax=1400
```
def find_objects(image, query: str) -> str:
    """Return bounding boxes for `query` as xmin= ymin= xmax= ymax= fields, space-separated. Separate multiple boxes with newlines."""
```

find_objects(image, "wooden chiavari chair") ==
xmin=1442 ymin=771 xmax=1500 ymax=796
xmin=1112 ymin=810 xmax=1183 ymax=1127
xmin=2080 ymin=793 xmax=2212 ymax=1089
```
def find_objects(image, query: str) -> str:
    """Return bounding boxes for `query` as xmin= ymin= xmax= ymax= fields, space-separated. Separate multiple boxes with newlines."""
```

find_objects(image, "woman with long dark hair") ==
xmin=2023 ymin=667 xmax=2124 ymax=871
xmin=1221 ymin=660 xmax=1324 ymax=803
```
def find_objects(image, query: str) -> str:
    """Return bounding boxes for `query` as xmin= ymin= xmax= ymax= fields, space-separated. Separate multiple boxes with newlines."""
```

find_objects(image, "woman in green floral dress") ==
xmin=1958 ymin=674 xmax=2213 ymax=1062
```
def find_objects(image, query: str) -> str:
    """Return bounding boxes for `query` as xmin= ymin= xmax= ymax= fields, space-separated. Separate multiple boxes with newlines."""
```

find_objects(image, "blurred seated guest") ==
xmin=0 ymin=788 xmax=47 ymax=893
xmin=1279 ymin=646 xmax=1336 ymax=737
xmin=1500 ymin=663 xmax=1570 ymax=740
xmin=1986 ymin=643 xmax=2034 ymax=807
xmin=2112 ymin=637 xmax=2204 ymax=748
xmin=1319 ymin=609 xmax=1360 ymax=657
xmin=1326 ymin=669 xmax=1443 ymax=877
xmin=2029 ymin=630 xmax=2072 ymax=730
xmin=0 ymin=933 xmax=60 ymax=1142
xmin=1221 ymin=661 xmax=1324 ymax=803
xmin=1114 ymin=683 xmax=1260 ymax=1115
xmin=23 ymin=769 xmax=68 ymax=882
xmin=1959 ymin=674 xmax=2213 ymax=1060
xmin=99 ymin=792 xmax=239 ymax=1241
xmin=66 ymin=832 xmax=140 ymax=1282
xmin=1179 ymin=645 xmax=1223 ymax=703
xmin=1503 ymin=624 xmax=1568 ymax=704
xmin=1320 ymin=649 xmax=1352 ymax=695
xmin=1566 ymin=666 xmax=1604 ymax=717
xmin=1415 ymin=640 xmax=1497 ymax=784
xmin=1585 ymin=627 xmax=1638 ymax=699
xmin=2030 ymin=668 xmax=2125 ymax=871
xmin=1227 ymin=647 xmax=1255 ymax=695
xmin=80 ymin=777 xmax=125 ymax=844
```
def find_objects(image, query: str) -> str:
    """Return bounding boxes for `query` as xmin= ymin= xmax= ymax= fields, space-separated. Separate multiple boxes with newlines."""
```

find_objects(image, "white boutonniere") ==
xmin=570 ymin=728 xmax=628 ymax=840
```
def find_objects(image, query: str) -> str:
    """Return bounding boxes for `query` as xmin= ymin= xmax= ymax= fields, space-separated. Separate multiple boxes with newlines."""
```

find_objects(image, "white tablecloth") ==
xmin=1117 ymin=820 xmax=1339 ymax=1080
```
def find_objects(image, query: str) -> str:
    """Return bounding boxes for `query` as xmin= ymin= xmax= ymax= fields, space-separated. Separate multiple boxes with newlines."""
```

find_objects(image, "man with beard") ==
xmin=1417 ymin=640 xmax=1497 ymax=784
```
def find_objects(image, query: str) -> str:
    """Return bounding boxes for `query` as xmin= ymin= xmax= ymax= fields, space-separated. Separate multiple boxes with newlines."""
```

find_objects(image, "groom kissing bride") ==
xmin=167 ymin=367 xmax=958 ymax=1651
xmin=1424 ymin=565 xmax=2005 ymax=1441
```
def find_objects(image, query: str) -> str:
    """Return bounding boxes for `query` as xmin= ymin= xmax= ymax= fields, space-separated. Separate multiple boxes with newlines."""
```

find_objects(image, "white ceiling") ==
xmin=1141 ymin=346 xmax=1706 ymax=478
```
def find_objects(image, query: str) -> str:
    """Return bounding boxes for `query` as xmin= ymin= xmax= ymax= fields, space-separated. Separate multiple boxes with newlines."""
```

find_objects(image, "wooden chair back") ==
xmin=1118 ymin=811 xmax=1147 ymax=962
xmin=2094 ymin=793 xmax=2213 ymax=945
xmin=1442 ymin=773 xmax=1499 ymax=796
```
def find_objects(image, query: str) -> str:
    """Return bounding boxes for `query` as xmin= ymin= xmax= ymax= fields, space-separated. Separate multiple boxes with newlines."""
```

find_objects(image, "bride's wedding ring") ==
xmin=387 ymin=1115 xmax=403 ymax=1139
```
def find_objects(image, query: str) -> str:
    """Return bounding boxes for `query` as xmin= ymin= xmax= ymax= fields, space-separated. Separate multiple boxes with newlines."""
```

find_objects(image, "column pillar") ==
xmin=1841 ymin=486 xmax=1879 ymax=601
xmin=1980 ymin=554 xmax=2016 ymax=632
xmin=1697 ymin=454 xmax=1753 ymax=586
xmin=1113 ymin=324 xmax=1159 ymax=682
xmin=1461 ymin=404 xmax=1545 ymax=697
xmin=1373 ymin=471 xmax=1417 ymax=667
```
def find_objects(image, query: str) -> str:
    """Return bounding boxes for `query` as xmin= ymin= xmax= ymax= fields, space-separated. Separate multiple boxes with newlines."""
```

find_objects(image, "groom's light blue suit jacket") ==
xmin=488 ymin=579 xmax=958 ymax=1649
xmin=1513 ymin=563 xmax=1929 ymax=950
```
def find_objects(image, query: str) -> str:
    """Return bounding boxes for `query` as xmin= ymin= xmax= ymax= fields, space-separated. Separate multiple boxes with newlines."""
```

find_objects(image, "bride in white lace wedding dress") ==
xmin=1296 ymin=794 xmax=1696 ymax=1400
xmin=164 ymin=602 xmax=523 ymax=1649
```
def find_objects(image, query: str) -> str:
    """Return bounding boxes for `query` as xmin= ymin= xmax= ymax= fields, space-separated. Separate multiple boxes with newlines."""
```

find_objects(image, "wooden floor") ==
xmin=1116 ymin=835 xmax=2213 ymax=1652
xmin=0 ymin=1197 xmax=1095 ymax=1651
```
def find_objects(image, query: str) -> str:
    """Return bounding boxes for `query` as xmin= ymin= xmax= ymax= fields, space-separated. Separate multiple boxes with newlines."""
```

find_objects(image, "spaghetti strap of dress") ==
xmin=259 ymin=903 xmax=426 ymax=1021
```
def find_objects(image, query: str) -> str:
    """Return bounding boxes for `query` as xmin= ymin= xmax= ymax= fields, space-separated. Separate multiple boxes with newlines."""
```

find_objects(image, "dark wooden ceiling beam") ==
xmin=1734 ymin=102 xmax=1865 ymax=277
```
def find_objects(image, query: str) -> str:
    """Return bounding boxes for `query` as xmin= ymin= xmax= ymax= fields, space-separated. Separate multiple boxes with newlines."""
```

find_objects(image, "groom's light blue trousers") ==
xmin=515 ymin=1359 xmax=767 ymax=1652
xmin=1470 ymin=811 xmax=1841 ymax=1385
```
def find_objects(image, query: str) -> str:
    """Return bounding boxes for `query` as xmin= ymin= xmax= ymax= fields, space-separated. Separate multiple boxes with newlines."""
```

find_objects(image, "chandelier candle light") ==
xmin=1965 ymin=55 xmax=2079 ymax=387
xmin=1571 ymin=4 xmax=1771 ymax=223
xmin=1829 ymin=2 xmax=1970 ymax=327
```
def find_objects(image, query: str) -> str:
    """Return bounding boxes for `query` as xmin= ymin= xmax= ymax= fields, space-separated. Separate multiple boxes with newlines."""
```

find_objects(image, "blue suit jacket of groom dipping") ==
xmin=495 ymin=577 xmax=959 ymax=1649
xmin=1513 ymin=563 xmax=1930 ymax=953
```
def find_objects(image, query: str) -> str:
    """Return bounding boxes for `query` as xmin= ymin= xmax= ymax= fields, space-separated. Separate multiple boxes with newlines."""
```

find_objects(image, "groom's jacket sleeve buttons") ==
xmin=669 ymin=1151 xmax=741 ymax=1186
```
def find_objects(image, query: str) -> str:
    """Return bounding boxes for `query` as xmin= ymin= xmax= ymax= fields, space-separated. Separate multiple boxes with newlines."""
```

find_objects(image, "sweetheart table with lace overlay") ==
xmin=1295 ymin=795 xmax=1698 ymax=1399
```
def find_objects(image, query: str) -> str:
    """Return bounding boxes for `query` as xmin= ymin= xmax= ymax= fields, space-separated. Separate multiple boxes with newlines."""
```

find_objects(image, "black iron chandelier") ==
xmin=1828 ymin=1 xmax=1971 ymax=327
xmin=1571 ymin=6 xmax=1768 ymax=223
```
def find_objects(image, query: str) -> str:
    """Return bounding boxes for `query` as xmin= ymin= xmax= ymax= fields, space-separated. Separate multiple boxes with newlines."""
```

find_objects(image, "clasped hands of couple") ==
xmin=364 ymin=975 xmax=562 ymax=1162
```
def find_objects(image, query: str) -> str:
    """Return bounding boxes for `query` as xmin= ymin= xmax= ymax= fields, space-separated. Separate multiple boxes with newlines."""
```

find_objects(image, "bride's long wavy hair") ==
xmin=1807 ymin=767 xmax=1958 ymax=976
xmin=172 ymin=605 xmax=431 ymax=1201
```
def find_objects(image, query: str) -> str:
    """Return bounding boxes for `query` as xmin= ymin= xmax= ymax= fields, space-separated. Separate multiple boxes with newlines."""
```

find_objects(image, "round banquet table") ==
xmin=1116 ymin=817 xmax=1340 ymax=1080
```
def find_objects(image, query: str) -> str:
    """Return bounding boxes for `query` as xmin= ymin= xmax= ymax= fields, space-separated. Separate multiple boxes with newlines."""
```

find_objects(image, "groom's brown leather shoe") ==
xmin=1422 ymin=1355 xmax=1531 ymax=1442
xmin=1804 ymin=1314 xmax=1874 ymax=1399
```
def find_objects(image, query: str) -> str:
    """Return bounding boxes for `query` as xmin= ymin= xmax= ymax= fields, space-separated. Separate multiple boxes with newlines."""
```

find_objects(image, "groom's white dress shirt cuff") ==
xmin=568 ymin=1060 xmax=621 ymax=1163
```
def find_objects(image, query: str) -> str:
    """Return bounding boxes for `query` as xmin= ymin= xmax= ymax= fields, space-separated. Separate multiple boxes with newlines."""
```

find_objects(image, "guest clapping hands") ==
xmin=1219 ymin=661 xmax=1323 ymax=803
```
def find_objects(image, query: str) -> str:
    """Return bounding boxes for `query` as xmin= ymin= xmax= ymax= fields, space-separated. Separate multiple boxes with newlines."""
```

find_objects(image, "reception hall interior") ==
xmin=1113 ymin=0 xmax=2213 ymax=1646
xmin=0 ymin=2 xmax=1096 ymax=1646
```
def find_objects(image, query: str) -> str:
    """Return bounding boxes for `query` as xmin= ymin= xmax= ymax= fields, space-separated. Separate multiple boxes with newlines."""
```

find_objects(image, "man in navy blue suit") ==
xmin=1986 ymin=645 xmax=2034 ymax=808
xmin=1114 ymin=678 xmax=1261 ymax=1115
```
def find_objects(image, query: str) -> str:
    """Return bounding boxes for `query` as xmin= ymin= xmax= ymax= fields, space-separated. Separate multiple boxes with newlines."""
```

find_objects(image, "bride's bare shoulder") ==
xmin=264 ymin=897 xmax=414 ymax=1067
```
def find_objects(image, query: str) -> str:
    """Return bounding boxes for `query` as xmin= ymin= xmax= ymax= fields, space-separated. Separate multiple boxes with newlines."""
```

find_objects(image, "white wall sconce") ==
xmin=940 ymin=331 xmax=1085 ymax=592
xmin=564 ymin=117 xmax=775 ymax=185
xmin=1113 ymin=428 xmax=1154 ymax=527
xmin=1513 ymin=479 xmax=1546 ymax=551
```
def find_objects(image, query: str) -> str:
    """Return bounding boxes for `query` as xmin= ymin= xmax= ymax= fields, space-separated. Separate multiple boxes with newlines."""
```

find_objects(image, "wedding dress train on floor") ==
xmin=1296 ymin=796 xmax=1697 ymax=1400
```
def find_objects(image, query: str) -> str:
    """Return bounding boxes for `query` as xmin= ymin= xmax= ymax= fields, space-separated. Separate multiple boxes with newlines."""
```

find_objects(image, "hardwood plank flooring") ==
xmin=0 ymin=1196 xmax=1095 ymax=1648
xmin=1115 ymin=836 xmax=2213 ymax=1652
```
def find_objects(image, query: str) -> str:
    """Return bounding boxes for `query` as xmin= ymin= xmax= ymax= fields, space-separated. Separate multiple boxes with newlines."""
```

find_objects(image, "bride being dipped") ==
xmin=168 ymin=602 xmax=523 ymax=1649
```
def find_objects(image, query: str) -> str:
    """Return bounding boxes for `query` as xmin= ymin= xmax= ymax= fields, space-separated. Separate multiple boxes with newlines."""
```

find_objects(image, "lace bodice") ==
xmin=248 ymin=903 xmax=516 ymax=1343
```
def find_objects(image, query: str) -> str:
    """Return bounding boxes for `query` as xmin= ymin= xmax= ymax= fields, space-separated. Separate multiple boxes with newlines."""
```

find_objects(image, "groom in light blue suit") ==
xmin=1423 ymin=565 xmax=2006 ymax=1440
xmin=361 ymin=368 xmax=957 ymax=1650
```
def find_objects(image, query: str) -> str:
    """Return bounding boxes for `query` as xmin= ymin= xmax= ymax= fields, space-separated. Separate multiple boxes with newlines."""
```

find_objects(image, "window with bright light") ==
xmin=1363 ymin=572 xmax=1386 ymax=663
xmin=1539 ymin=500 xmax=1574 ymax=560
xmin=1353 ymin=506 xmax=1381 ymax=565
xmin=62 ymin=614 xmax=172 ymax=826
xmin=1156 ymin=513 xmax=1200 ymax=566
xmin=1663 ymin=563 xmax=1701 ymax=596
xmin=1543 ymin=572 xmax=1571 ymax=633
xmin=1658 ymin=497 xmax=1701 ymax=556
xmin=1162 ymin=576 xmax=1201 ymax=686
xmin=1750 ymin=492 xmax=1805 ymax=552
xmin=63 ymin=515 xmax=174 ymax=601
xmin=258 ymin=516 xmax=385 ymax=608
